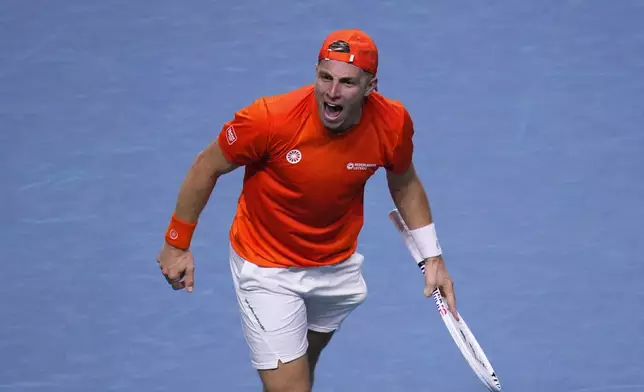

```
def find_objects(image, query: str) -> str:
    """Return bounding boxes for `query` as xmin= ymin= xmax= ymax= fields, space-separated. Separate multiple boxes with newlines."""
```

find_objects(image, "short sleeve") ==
xmin=386 ymin=108 xmax=415 ymax=174
xmin=217 ymin=98 xmax=271 ymax=166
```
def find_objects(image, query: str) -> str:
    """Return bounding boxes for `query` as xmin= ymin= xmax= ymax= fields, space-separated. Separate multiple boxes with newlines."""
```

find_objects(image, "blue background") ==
xmin=2 ymin=1 xmax=643 ymax=391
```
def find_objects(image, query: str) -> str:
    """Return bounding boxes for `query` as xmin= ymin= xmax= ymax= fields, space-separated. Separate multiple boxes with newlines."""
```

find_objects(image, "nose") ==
xmin=327 ymin=81 xmax=341 ymax=100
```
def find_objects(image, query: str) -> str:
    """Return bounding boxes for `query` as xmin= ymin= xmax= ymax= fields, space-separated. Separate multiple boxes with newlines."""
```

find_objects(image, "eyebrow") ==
xmin=318 ymin=70 xmax=360 ymax=82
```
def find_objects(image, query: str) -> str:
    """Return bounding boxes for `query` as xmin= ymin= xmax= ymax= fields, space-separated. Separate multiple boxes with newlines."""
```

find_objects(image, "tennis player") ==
xmin=157 ymin=29 xmax=458 ymax=392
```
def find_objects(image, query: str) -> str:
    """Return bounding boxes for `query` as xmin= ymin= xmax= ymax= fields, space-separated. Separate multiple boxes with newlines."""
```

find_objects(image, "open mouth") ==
xmin=324 ymin=103 xmax=343 ymax=121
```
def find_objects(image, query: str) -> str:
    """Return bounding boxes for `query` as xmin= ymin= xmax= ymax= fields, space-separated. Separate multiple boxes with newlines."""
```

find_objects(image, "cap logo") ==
xmin=327 ymin=40 xmax=350 ymax=53
xmin=326 ymin=40 xmax=356 ymax=64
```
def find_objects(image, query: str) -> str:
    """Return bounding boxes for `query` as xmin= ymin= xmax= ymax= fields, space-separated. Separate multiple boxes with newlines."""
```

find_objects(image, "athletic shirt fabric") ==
xmin=217 ymin=84 xmax=414 ymax=268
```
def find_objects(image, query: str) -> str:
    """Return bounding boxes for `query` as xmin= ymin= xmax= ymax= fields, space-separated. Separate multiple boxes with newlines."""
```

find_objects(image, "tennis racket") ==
xmin=388 ymin=209 xmax=502 ymax=391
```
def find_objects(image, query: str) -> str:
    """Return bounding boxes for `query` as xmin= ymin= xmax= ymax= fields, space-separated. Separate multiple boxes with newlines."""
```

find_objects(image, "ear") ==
xmin=364 ymin=75 xmax=378 ymax=96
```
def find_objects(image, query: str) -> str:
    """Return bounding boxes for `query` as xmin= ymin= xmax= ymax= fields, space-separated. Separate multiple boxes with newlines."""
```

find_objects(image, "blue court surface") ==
xmin=2 ymin=1 xmax=643 ymax=391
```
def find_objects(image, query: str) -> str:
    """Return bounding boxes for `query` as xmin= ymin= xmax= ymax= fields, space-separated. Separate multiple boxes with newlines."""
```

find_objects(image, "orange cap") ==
xmin=318 ymin=29 xmax=379 ymax=75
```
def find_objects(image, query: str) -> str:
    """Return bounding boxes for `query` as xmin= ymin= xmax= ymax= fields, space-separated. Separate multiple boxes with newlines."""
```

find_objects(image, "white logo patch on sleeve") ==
xmin=226 ymin=125 xmax=237 ymax=145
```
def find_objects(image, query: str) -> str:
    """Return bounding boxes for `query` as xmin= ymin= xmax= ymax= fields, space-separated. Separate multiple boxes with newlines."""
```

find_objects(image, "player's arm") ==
xmin=156 ymin=141 xmax=238 ymax=293
xmin=172 ymin=140 xmax=238 ymax=224
xmin=164 ymin=98 xmax=270 ymax=251
xmin=157 ymin=98 xmax=270 ymax=293
xmin=385 ymin=107 xmax=434 ymax=231
xmin=387 ymin=165 xmax=458 ymax=317
xmin=383 ymin=107 xmax=458 ymax=314
xmin=386 ymin=163 xmax=434 ymax=230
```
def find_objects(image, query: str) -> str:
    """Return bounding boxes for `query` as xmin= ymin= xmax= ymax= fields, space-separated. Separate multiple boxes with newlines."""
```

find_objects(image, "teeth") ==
xmin=327 ymin=103 xmax=339 ymax=108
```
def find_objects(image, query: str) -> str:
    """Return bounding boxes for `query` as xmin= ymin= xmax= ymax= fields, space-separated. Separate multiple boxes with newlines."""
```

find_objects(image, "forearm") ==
xmin=173 ymin=150 xmax=220 ymax=222
xmin=389 ymin=171 xmax=444 ymax=261
xmin=390 ymin=173 xmax=434 ymax=230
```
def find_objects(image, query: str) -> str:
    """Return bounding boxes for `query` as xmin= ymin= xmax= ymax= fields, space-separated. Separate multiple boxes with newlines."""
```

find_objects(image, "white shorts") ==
xmin=229 ymin=245 xmax=368 ymax=370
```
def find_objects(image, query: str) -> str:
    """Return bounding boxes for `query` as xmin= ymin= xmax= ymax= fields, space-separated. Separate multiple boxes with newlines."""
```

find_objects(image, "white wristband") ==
xmin=409 ymin=223 xmax=442 ymax=258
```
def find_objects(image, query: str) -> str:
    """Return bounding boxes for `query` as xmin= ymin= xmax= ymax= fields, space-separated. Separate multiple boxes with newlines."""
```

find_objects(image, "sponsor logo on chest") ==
xmin=346 ymin=162 xmax=378 ymax=171
xmin=282 ymin=146 xmax=379 ymax=173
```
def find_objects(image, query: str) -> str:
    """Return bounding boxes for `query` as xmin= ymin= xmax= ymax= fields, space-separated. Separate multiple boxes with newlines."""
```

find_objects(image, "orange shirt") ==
xmin=217 ymin=85 xmax=414 ymax=268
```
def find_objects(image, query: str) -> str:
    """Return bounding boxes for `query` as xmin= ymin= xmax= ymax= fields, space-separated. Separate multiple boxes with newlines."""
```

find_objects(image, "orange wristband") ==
xmin=165 ymin=214 xmax=197 ymax=250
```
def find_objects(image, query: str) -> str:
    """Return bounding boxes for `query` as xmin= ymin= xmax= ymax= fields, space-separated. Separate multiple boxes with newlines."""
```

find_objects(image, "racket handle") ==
xmin=417 ymin=259 xmax=426 ymax=275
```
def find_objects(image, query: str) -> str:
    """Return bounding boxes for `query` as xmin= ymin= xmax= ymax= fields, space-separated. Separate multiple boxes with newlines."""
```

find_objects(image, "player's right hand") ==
xmin=157 ymin=242 xmax=195 ymax=293
xmin=423 ymin=255 xmax=458 ymax=320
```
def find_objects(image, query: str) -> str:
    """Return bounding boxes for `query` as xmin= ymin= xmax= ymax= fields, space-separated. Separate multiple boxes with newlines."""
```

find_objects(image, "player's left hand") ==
xmin=423 ymin=256 xmax=459 ymax=320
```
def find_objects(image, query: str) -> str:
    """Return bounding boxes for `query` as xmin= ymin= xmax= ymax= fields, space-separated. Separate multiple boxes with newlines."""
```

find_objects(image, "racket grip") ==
xmin=417 ymin=260 xmax=426 ymax=275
